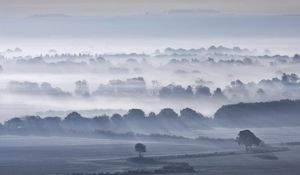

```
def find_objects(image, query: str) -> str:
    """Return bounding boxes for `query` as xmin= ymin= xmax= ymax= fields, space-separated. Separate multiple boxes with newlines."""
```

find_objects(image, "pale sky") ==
xmin=0 ymin=0 xmax=300 ymax=17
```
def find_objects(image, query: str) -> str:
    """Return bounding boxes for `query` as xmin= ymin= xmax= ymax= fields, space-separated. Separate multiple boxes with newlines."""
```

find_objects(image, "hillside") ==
xmin=214 ymin=99 xmax=300 ymax=126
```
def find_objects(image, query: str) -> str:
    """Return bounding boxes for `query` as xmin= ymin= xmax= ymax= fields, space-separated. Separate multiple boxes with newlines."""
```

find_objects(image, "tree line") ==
xmin=0 ymin=108 xmax=210 ymax=135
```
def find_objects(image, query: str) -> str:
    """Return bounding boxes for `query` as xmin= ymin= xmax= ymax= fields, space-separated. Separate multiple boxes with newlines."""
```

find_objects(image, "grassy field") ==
xmin=0 ymin=136 xmax=299 ymax=175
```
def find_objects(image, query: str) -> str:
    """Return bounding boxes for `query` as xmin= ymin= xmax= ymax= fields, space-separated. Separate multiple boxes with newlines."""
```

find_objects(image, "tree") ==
xmin=180 ymin=108 xmax=204 ymax=121
xmin=135 ymin=143 xmax=146 ymax=158
xmin=159 ymin=84 xmax=193 ymax=98
xmin=111 ymin=113 xmax=123 ymax=123
xmin=125 ymin=109 xmax=146 ymax=120
xmin=236 ymin=130 xmax=262 ymax=152
xmin=212 ymin=88 xmax=227 ymax=100
xmin=4 ymin=117 xmax=24 ymax=130
xmin=148 ymin=112 xmax=157 ymax=120
xmin=293 ymin=54 xmax=300 ymax=62
xmin=64 ymin=112 xmax=85 ymax=122
xmin=157 ymin=108 xmax=178 ymax=120
xmin=74 ymin=80 xmax=90 ymax=97
xmin=195 ymin=85 xmax=211 ymax=97
xmin=186 ymin=85 xmax=194 ymax=97
xmin=93 ymin=115 xmax=110 ymax=128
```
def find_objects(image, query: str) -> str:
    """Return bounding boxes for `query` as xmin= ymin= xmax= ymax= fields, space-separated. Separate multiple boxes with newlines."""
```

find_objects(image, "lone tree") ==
xmin=236 ymin=130 xmax=262 ymax=152
xmin=135 ymin=143 xmax=146 ymax=158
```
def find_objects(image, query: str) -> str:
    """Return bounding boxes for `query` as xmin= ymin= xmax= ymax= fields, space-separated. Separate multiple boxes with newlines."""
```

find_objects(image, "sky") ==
xmin=0 ymin=0 xmax=300 ymax=55
xmin=0 ymin=0 xmax=300 ymax=17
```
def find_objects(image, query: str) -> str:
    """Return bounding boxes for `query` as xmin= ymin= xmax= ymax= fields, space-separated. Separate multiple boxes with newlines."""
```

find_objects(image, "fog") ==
xmin=1 ymin=1 xmax=300 ymax=175
xmin=0 ymin=45 xmax=300 ymax=121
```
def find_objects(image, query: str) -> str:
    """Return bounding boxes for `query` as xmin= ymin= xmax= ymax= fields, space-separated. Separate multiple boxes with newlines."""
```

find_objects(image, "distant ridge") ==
xmin=28 ymin=13 xmax=72 ymax=19
xmin=214 ymin=99 xmax=300 ymax=126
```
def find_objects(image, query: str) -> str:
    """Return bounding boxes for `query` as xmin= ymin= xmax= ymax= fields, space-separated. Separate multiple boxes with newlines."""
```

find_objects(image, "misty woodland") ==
xmin=1 ymin=1 xmax=300 ymax=175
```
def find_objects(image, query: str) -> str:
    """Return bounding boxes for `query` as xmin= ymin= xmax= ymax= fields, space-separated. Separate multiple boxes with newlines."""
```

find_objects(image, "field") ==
xmin=0 ymin=133 xmax=299 ymax=175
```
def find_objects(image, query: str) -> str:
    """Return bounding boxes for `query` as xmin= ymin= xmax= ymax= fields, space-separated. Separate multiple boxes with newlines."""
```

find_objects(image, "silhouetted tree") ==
xmin=195 ymin=85 xmax=211 ymax=97
xmin=180 ymin=108 xmax=205 ymax=121
xmin=63 ymin=112 xmax=91 ymax=131
xmin=293 ymin=54 xmax=300 ymax=62
xmin=281 ymin=73 xmax=299 ymax=84
xmin=124 ymin=109 xmax=145 ymax=120
xmin=236 ymin=130 xmax=262 ymax=151
xmin=212 ymin=88 xmax=227 ymax=100
xmin=93 ymin=115 xmax=110 ymax=129
xmin=147 ymin=112 xmax=157 ymax=120
xmin=75 ymin=80 xmax=90 ymax=97
xmin=64 ymin=112 xmax=84 ymax=122
xmin=159 ymin=86 xmax=173 ymax=98
xmin=111 ymin=113 xmax=123 ymax=123
xmin=4 ymin=117 xmax=24 ymax=130
xmin=23 ymin=116 xmax=44 ymax=132
xmin=157 ymin=108 xmax=178 ymax=120
xmin=186 ymin=85 xmax=193 ymax=97
xmin=135 ymin=143 xmax=146 ymax=158
xmin=43 ymin=117 xmax=62 ymax=133
xmin=159 ymin=84 xmax=193 ymax=98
